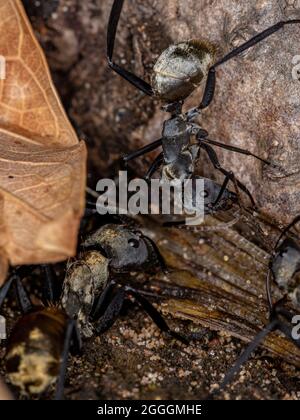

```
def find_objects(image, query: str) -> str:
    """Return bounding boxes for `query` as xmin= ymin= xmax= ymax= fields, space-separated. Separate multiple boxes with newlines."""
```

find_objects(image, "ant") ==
xmin=107 ymin=0 xmax=300 ymax=210
xmin=0 ymin=224 xmax=186 ymax=399
xmin=61 ymin=223 xmax=186 ymax=343
xmin=213 ymin=216 xmax=300 ymax=395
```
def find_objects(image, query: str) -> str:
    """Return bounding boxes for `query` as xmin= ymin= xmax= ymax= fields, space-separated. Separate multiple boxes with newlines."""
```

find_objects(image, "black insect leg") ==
xmin=271 ymin=302 xmax=300 ymax=348
xmin=202 ymin=137 xmax=271 ymax=166
xmin=93 ymin=282 xmax=187 ymax=343
xmin=216 ymin=20 xmax=300 ymax=68
xmin=123 ymin=138 xmax=163 ymax=163
xmin=275 ymin=215 xmax=300 ymax=249
xmin=41 ymin=264 xmax=59 ymax=304
xmin=275 ymin=305 xmax=294 ymax=322
xmin=143 ymin=236 xmax=169 ymax=274
xmin=127 ymin=287 xmax=188 ymax=345
xmin=55 ymin=320 xmax=81 ymax=400
xmin=83 ymin=208 xmax=97 ymax=217
xmin=199 ymin=68 xmax=216 ymax=109
xmin=266 ymin=269 xmax=274 ymax=312
xmin=107 ymin=0 xmax=153 ymax=96
xmin=201 ymin=143 xmax=256 ymax=209
xmin=0 ymin=275 xmax=15 ymax=309
xmin=212 ymin=172 xmax=231 ymax=209
xmin=91 ymin=281 xmax=117 ymax=320
xmin=214 ymin=319 xmax=278 ymax=395
xmin=163 ymin=220 xmax=186 ymax=228
xmin=94 ymin=287 xmax=126 ymax=334
xmin=145 ymin=152 xmax=164 ymax=180
xmin=199 ymin=20 xmax=300 ymax=109
xmin=15 ymin=276 xmax=33 ymax=314
xmin=275 ymin=316 xmax=300 ymax=347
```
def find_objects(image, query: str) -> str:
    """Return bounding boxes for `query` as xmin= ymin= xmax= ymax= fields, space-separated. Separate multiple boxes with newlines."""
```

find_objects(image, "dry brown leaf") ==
xmin=0 ymin=376 xmax=13 ymax=400
xmin=0 ymin=0 xmax=87 ymax=284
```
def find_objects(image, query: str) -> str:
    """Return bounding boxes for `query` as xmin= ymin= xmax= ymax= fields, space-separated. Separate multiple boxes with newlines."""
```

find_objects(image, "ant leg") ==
xmin=199 ymin=20 xmax=300 ymax=109
xmin=212 ymin=172 xmax=231 ymax=208
xmin=164 ymin=213 xmax=241 ymax=230
xmin=91 ymin=281 xmax=117 ymax=320
xmin=199 ymin=68 xmax=216 ymax=110
xmin=277 ymin=319 xmax=300 ymax=348
xmin=275 ymin=215 xmax=300 ymax=249
xmin=265 ymin=298 xmax=300 ymax=349
xmin=41 ymin=265 xmax=59 ymax=304
xmin=266 ymin=269 xmax=274 ymax=312
xmin=1 ymin=269 xmax=36 ymax=314
xmin=201 ymin=143 xmax=256 ymax=208
xmin=95 ymin=284 xmax=187 ymax=343
xmin=275 ymin=305 xmax=294 ymax=322
xmin=94 ymin=287 xmax=126 ymax=334
xmin=145 ymin=152 xmax=164 ymax=180
xmin=123 ymin=139 xmax=163 ymax=163
xmin=271 ymin=302 xmax=300 ymax=347
xmin=55 ymin=320 xmax=81 ymax=400
xmin=70 ymin=323 xmax=82 ymax=356
xmin=107 ymin=0 xmax=153 ymax=96
xmin=163 ymin=220 xmax=186 ymax=228
xmin=127 ymin=287 xmax=188 ymax=345
xmin=15 ymin=276 xmax=33 ymax=314
xmin=83 ymin=208 xmax=97 ymax=218
xmin=214 ymin=319 xmax=278 ymax=395
xmin=143 ymin=236 xmax=169 ymax=274
xmin=215 ymin=21 xmax=300 ymax=68
xmin=0 ymin=275 xmax=15 ymax=309
xmin=201 ymin=137 xmax=271 ymax=166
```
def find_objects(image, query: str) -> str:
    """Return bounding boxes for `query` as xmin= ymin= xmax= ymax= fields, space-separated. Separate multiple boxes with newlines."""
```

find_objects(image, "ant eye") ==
xmin=201 ymin=190 xmax=209 ymax=198
xmin=128 ymin=238 xmax=139 ymax=248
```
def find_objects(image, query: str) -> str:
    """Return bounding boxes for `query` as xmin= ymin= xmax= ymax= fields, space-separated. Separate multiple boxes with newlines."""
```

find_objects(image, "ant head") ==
xmin=270 ymin=237 xmax=300 ymax=308
xmin=152 ymin=40 xmax=215 ymax=103
xmin=203 ymin=178 xmax=236 ymax=213
xmin=183 ymin=177 xmax=235 ymax=214
xmin=82 ymin=224 xmax=154 ymax=273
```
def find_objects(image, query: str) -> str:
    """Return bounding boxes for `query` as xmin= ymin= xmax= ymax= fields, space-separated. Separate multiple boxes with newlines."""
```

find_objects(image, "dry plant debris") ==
xmin=0 ymin=0 xmax=87 ymax=284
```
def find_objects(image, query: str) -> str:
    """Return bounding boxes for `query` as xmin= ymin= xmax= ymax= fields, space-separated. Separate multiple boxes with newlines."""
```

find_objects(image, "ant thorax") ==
xmin=160 ymin=115 xmax=200 ymax=182
xmin=61 ymin=251 xmax=109 ymax=338
xmin=162 ymin=116 xmax=190 ymax=163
